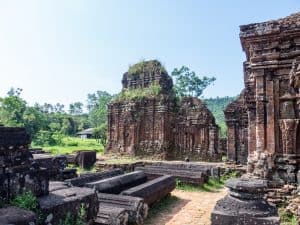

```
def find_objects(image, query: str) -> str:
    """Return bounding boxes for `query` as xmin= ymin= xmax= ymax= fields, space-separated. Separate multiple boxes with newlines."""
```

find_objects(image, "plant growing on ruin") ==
xmin=10 ymin=191 xmax=38 ymax=212
xmin=58 ymin=204 xmax=86 ymax=225
xmin=171 ymin=66 xmax=215 ymax=98
xmin=113 ymin=84 xmax=162 ymax=102
xmin=128 ymin=59 xmax=167 ymax=79
xmin=279 ymin=207 xmax=298 ymax=225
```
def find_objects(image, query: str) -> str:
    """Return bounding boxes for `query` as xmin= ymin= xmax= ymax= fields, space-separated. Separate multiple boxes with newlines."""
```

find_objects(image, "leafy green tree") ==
xmin=23 ymin=106 xmax=47 ymax=138
xmin=69 ymin=102 xmax=84 ymax=115
xmin=171 ymin=66 xmax=216 ymax=98
xmin=93 ymin=123 xmax=107 ymax=146
xmin=61 ymin=116 xmax=77 ymax=135
xmin=0 ymin=88 xmax=27 ymax=127
xmin=53 ymin=103 xmax=65 ymax=113
xmin=87 ymin=91 xmax=113 ymax=128
xmin=204 ymin=96 xmax=236 ymax=137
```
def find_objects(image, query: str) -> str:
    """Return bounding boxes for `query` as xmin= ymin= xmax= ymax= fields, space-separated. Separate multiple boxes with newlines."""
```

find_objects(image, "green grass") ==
xmin=279 ymin=207 xmax=298 ymax=225
xmin=67 ymin=164 xmax=97 ymax=175
xmin=175 ymin=171 xmax=239 ymax=192
xmin=145 ymin=195 xmax=179 ymax=224
xmin=10 ymin=191 xmax=38 ymax=212
xmin=32 ymin=137 xmax=104 ymax=155
xmin=176 ymin=177 xmax=225 ymax=192
xmin=112 ymin=84 xmax=162 ymax=102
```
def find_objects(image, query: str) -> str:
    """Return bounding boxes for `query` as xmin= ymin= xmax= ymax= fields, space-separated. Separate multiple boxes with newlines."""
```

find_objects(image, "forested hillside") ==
xmin=204 ymin=96 xmax=236 ymax=137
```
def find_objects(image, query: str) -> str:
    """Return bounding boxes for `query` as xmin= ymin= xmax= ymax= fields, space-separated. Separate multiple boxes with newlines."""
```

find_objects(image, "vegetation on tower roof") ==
xmin=127 ymin=59 xmax=167 ymax=78
xmin=112 ymin=84 xmax=162 ymax=102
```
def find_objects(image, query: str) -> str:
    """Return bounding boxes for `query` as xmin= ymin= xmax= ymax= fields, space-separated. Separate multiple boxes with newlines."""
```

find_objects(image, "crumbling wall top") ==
xmin=122 ymin=60 xmax=173 ymax=93
xmin=178 ymin=96 xmax=217 ymax=125
xmin=0 ymin=126 xmax=31 ymax=147
xmin=224 ymin=90 xmax=248 ymax=124
xmin=240 ymin=12 xmax=300 ymax=39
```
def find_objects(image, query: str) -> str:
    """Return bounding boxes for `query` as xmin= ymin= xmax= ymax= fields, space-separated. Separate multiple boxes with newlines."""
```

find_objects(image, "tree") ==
xmin=61 ymin=116 xmax=77 ymax=135
xmin=23 ymin=106 xmax=47 ymax=138
xmin=93 ymin=123 xmax=108 ymax=146
xmin=0 ymin=89 xmax=27 ymax=127
xmin=87 ymin=91 xmax=113 ymax=128
xmin=69 ymin=102 xmax=84 ymax=115
xmin=171 ymin=66 xmax=216 ymax=98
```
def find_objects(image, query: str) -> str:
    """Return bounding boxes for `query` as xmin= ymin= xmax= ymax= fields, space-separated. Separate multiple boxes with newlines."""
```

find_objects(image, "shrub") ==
xmin=10 ymin=191 xmax=38 ymax=212
xmin=33 ymin=130 xmax=64 ymax=146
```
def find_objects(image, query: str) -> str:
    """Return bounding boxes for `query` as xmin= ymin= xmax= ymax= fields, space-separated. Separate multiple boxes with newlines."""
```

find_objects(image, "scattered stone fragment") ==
xmin=66 ymin=168 xmax=124 ymax=187
xmin=38 ymin=187 xmax=98 ymax=225
xmin=121 ymin=175 xmax=176 ymax=205
xmin=97 ymin=193 xmax=148 ymax=225
xmin=0 ymin=206 xmax=36 ymax=225
xmin=75 ymin=150 xmax=97 ymax=169
xmin=95 ymin=205 xmax=128 ymax=225
xmin=135 ymin=166 xmax=207 ymax=185
xmin=86 ymin=171 xmax=147 ymax=194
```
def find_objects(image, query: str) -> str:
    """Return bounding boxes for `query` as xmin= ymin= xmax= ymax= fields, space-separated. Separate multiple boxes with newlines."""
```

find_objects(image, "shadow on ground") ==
xmin=145 ymin=195 xmax=190 ymax=225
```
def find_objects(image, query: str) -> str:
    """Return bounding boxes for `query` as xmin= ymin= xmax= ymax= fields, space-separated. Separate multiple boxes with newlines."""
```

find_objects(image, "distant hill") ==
xmin=204 ymin=96 xmax=236 ymax=137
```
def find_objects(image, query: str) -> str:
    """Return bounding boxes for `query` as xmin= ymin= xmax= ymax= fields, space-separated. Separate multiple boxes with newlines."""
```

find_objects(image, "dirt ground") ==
xmin=146 ymin=188 xmax=227 ymax=225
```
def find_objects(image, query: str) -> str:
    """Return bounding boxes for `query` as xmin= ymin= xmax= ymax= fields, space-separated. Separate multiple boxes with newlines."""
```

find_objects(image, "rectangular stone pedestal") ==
xmin=38 ymin=187 xmax=98 ymax=225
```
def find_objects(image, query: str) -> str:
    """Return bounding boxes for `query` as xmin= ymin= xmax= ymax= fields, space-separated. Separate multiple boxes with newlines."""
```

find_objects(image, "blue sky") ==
xmin=0 ymin=0 xmax=299 ymax=107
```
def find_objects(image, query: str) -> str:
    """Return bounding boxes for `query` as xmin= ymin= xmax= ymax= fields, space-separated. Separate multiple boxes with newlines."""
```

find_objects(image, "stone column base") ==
xmin=211 ymin=178 xmax=280 ymax=225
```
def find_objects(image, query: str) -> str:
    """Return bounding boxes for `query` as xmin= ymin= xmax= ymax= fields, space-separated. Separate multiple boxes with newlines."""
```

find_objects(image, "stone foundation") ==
xmin=211 ymin=178 xmax=280 ymax=225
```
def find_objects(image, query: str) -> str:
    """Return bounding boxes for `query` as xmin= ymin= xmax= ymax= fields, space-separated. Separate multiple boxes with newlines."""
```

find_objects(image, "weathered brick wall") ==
xmin=106 ymin=60 xmax=222 ymax=161
xmin=122 ymin=60 xmax=173 ymax=93
xmin=107 ymin=96 xmax=175 ymax=159
xmin=224 ymin=91 xmax=248 ymax=164
xmin=240 ymin=12 xmax=300 ymax=183
xmin=0 ymin=127 xmax=49 ymax=201
xmin=172 ymin=97 xmax=220 ymax=161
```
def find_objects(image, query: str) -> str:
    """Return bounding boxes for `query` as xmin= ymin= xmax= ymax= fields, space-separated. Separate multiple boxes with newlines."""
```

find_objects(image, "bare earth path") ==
xmin=146 ymin=188 xmax=227 ymax=225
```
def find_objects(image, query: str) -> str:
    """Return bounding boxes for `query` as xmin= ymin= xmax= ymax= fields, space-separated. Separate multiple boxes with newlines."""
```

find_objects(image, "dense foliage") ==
xmin=10 ymin=191 xmax=38 ymax=212
xmin=0 ymin=88 xmax=113 ymax=148
xmin=204 ymin=96 xmax=236 ymax=137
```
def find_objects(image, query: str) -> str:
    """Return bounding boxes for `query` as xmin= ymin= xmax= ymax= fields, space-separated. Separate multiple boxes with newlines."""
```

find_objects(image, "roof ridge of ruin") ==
xmin=240 ymin=11 xmax=300 ymax=39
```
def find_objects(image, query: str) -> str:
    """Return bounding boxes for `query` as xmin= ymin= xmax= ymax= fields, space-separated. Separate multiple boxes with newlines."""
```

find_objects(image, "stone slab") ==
xmin=0 ymin=206 xmax=36 ymax=225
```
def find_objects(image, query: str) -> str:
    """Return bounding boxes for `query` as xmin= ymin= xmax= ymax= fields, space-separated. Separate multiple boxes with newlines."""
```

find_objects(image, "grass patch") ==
xmin=279 ymin=207 xmax=298 ymax=225
xmin=176 ymin=171 xmax=240 ymax=192
xmin=112 ymin=84 xmax=162 ymax=102
xmin=176 ymin=177 xmax=225 ymax=192
xmin=10 ymin=191 xmax=38 ymax=212
xmin=127 ymin=59 xmax=167 ymax=78
xmin=67 ymin=164 xmax=96 ymax=175
xmin=145 ymin=195 xmax=179 ymax=223
xmin=32 ymin=137 xmax=104 ymax=155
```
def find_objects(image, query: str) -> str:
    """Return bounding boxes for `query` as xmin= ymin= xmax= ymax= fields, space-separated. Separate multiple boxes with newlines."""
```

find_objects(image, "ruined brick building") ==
xmin=224 ymin=91 xmax=248 ymax=164
xmin=106 ymin=60 xmax=221 ymax=161
xmin=0 ymin=126 xmax=49 ymax=202
xmin=238 ymin=12 xmax=300 ymax=184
